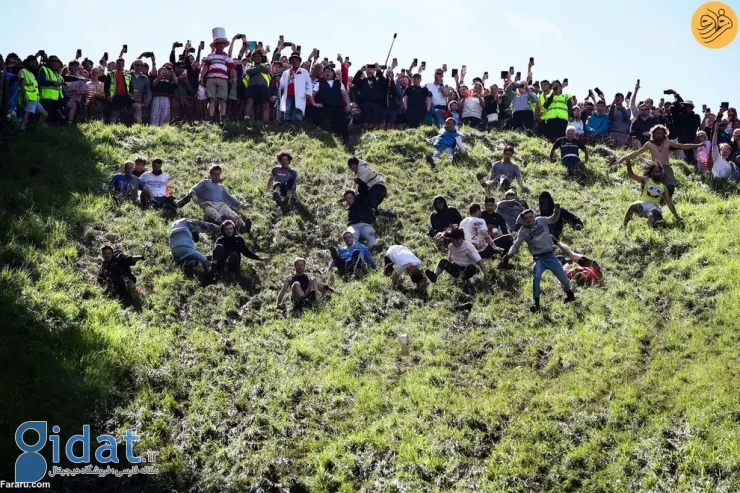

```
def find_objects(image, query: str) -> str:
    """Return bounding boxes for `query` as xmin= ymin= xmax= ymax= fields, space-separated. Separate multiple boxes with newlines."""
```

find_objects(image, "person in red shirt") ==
xmin=555 ymin=238 xmax=602 ymax=285
xmin=199 ymin=28 xmax=237 ymax=121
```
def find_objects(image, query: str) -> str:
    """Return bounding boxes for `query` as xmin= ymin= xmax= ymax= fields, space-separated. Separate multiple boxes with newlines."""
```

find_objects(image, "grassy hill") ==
xmin=1 ymin=122 xmax=739 ymax=492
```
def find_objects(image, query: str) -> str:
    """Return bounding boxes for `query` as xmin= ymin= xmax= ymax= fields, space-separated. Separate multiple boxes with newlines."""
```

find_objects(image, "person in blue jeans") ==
xmin=169 ymin=218 xmax=220 ymax=276
xmin=501 ymin=205 xmax=575 ymax=312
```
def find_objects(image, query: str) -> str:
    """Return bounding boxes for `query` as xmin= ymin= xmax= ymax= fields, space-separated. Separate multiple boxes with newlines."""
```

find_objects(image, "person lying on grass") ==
xmin=210 ymin=220 xmax=268 ymax=281
xmin=347 ymin=157 xmax=387 ymax=216
xmin=169 ymin=218 xmax=220 ymax=276
xmin=97 ymin=245 xmax=144 ymax=303
xmin=177 ymin=165 xmax=251 ymax=233
xmin=554 ymin=238 xmax=602 ymax=285
xmin=425 ymin=227 xmax=488 ymax=285
xmin=501 ymin=207 xmax=575 ymax=312
xmin=341 ymin=190 xmax=377 ymax=252
xmin=622 ymin=160 xmax=682 ymax=228
xmin=277 ymin=257 xmax=331 ymax=310
xmin=329 ymin=230 xmax=376 ymax=276
xmin=383 ymin=244 xmax=427 ymax=291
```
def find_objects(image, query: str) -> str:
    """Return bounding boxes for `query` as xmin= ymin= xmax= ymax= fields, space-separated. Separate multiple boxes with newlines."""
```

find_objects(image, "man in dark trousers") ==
xmin=97 ymin=245 xmax=144 ymax=303
xmin=352 ymin=63 xmax=387 ymax=124
xmin=428 ymin=195 xmax=463 ymax=247
xmin=402 ymin=73 xmax=431 ymax=128
xmin=313 ymin=65 xmax=351 ymax=143
xmin=342 ymin=189 xmax=377 ymax=251
xmin=211 ymin=220 xmax=267 ymax=279
xmin=665 ymin=89 xmax=701 ymax=164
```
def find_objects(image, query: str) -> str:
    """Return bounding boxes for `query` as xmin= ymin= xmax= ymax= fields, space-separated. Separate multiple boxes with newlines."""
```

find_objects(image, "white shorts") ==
xmin=635 ymin=201 xmax=662 ymax=217
xmin=25 ymin=101 xmax=45 ymax=115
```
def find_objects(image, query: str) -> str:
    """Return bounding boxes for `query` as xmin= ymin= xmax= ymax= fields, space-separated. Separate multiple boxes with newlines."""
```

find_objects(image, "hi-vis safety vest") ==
xmin=242 ymin=63 xmax=271 ymax=87
xmin=39 ymin=66 xmax=63 ymax=101
xmin=19 ymin=68 xmax=39 ymax=102
xmin=543 ymin=93 xmax=569 ymax=121
xmin=107 ymin=72 xmax=132 ymax=98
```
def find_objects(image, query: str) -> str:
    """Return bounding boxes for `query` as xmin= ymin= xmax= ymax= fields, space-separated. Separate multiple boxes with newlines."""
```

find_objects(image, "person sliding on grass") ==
xmin=432 ymin=117 xmax=465 ymax=162
xmin=459 ymin=203 xmax=509 ymax=261
xmin=537 ymin=190 xmax=583 ymax=240
xmin=496 ymin=189 xmax=529 ymax=234
xmin=211 ymin=220 xmax=267 ymax=280
xmin=383 ymin=244 xmax=427 ymax=291
xmin=97 ymin=245 xmax=144 ymax=304
xmin=169 ymin=218 xmax=220 ymax=276
xmin=428 ymin=195 xmax=463 ymax=249
xmin=549 ymin=125 xmax=590 ymax=180
xmin=554 ymin=239 xmax=602 ymax=285
xmin=425 ymin=228 xmax=488 ymax=284
xmin=276 ymin=257 xmax=327 ymax=310
xmin=177 ymin=165 xmax=251 ymax=232
xmin=479 ymin=146 xmax=524 ymax=191
xmin=267 ymin=151 xmax=298 ymax=206
xmin=329 ymin=230 xmax=377 ymax=276
xmin=342 ymin=189 xmax=377 ymax=251
xmin=622 ymin=160 xmax=682 ymax=228
xmin=347 ymin=157 xmax=389 ymax=216
xmin=108 ymin=160 xmax=140 ymax=204
xmin=500 ymin=206 xmax=575 ymax=312
xmin=139 ymin=158 xmax=176 ymax=210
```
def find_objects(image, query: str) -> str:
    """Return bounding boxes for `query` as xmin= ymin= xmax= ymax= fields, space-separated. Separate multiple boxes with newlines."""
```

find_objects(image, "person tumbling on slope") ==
xmin=432 ymin=117 xmax=466 ymax=162
xmin=554 ymin=239 xmax=602 ymax=285
xmin=537 ymin=191 xmax=583 ymax=240
xmin=211 ymin=220 xmax=268 ymax=280
xmin=496 ymin=189 xmax=529 ymax=234
xmin=615 ymin=124 xmax=704 ymax=196
xmin=549 ymin=125 xmax=590 ymax=180
xmin=276 ymin=257 xmax=329 ymax=310
xmin=459 ymin=203 xmax=510 ymax=261
xmin=169 ymin=218 xmax=221 ymax=276
xmin=428 ymin=195 xmax=463 ymax=248
xmin=329 ymin=230 xmax=377 ymax=276
xmin=500 ymin=206 xmax=576 ymax=312
xmin=479 ymin=146 xmax=524 ymax=191
xmin=347 ymin=157 xmax=388 ymax=216
xmin=97 ymin=245 xmax=144 ymax=304
xmin=342 ymin=189 xmax=377 ymax=251
xmin=622 ymin=160 xmax=682 ymax=228
xmin=177 ymin=165 xmax=251 ymax=232
xmin=425 ymin=228 xmax=488 ymax=284
xmin=383 ymin=244 xmax=428 ymax=291
xmin=267 ymin=151 xmax=298 ymax=206
xmin=108 ymin=160 xmax=140 ymax=204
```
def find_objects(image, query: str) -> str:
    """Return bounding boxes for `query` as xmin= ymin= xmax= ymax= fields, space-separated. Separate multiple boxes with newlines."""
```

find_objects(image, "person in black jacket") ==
xmin=342 ymin=190 xmax=377 ymax=250
xmin=352 ymin=64 xmax=386 ymax=124
xmin=537 ymin=191 xmax=583 ymax=240
xmin=665 ymin=90 xmax=701 ymax=163
xmin=97 ymin=245 xmax=144 ymax=303
xmin=211 ymin=220 xmax=267 ymax=277
xmin=313 ymin=65 xmax=350 ymax=143
xmin=428 ymin=195 xmax=463 ymax=247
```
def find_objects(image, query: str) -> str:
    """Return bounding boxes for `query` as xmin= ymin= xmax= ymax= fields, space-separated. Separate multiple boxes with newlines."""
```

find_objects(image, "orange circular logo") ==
xmin=692 ymin=2 xmax=738 ymax=48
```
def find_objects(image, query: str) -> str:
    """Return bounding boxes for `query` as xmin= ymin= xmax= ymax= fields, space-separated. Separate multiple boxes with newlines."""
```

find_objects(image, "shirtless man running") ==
xmin=616 ymin=124 xmax=704 ymax=196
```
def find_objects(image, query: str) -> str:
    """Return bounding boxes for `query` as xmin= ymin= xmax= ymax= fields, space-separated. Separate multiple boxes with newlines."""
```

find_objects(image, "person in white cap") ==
xmin=279 ymin=52 xmax=314 ymax=122
xmin=200 ymin=28 xmax=237 ymax=122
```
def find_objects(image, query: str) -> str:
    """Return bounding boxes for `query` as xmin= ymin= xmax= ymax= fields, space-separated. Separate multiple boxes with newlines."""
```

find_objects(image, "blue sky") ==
xmin=2 ymin=0 xmax=738 ymax=108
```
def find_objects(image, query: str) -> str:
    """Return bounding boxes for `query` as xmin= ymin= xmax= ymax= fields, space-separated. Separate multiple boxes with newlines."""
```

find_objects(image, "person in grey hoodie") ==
xmin=503 ymin=81 xmax=538 ymax=131
xmin=495 ymin=189 xmax=529 ymax=233
xmin=176 ymin=165 xmax=250 ymax=232
xmin=501 ymin=206 xmax=575 ymax=312
xmin=169 ymin=218 xmax=220 ymax=276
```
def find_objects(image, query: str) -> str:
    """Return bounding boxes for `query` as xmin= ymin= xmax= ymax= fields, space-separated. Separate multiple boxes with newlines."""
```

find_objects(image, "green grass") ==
xmin=1 ymin=122 xmax=739 ymax=492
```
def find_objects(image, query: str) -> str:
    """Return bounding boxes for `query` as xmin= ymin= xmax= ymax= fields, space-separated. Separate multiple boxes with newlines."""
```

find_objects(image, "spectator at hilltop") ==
xmin=353 ymin=63 xmax=387 ymax=124
xmin=607 ymin=92 xmax=631 ymax=146
xmin=200 ymin=29 xmax=237 ymax=122
xmin=425 ymin=67 xmax=450 ymax=127
xmin=402 ymin=73 xmax=430 ymax=128
xmin=105 ymin=58 xmax=140 ymax=124
xmin=279 ymin=52 xmax=313 ymax=122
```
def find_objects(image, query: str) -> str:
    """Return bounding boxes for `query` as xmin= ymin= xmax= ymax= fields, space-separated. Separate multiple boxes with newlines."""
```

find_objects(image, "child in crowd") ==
xmin=432 ymin=117 xmax=465 ymax=162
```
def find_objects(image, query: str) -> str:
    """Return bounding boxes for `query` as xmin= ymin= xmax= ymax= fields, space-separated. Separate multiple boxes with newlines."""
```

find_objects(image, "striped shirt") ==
xmin=203 ymin=53 xmax=235 ymax=80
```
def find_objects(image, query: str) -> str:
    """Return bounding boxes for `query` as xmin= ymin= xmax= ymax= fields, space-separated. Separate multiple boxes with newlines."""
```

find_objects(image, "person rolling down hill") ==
xmin=268 ymin=151 xmax=298 ymax=206
xmin=347 ymin=157 xmax=390 ymax=216
xmin=459 ymin=203 xmax=510 ymax=261
xmin=169 ymin=218 xmax=220 ymax=276
xmin=500 ymin=205 xmax=576 ymax=312
xmin=549 ymin=125 xmax=590 ymax=180
xmin=329 ymin=230 xmax=377 ymax=276
xmin=622 ymin=160 xmax=682 ymax=228
xmin=383 ymin=244 xmax=427 ymax=291
xmin=341 ymin=189 xmax=377 ymax=251
xmin=176 ymin=165 xmax=251 ymax=232
xmin=537 ymin=190 xmax=583 ymax=240
xmin=425 ymin=228 xmax=488 ymax=284
xmin=554 ymin=239 xmax=602 ymax=285
xmin=97 ymin=245 xmax=144 ymax=304
xmin=210 ymin=220 xmax=268 ymax=280
xmin=276 ymin=258 xmax=331 ymax=310
xmin=496 ymin=189 xmax=529 ymax=234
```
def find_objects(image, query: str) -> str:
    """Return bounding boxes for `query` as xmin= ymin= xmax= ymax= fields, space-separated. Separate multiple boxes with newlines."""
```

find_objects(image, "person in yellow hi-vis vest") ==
xmin=540 ymin=80 xmax=572 ymax=142
xmin=38 ymin=55 xmax=66 ymax=122
xmin=18 ymin=55 xmax=48 ymax=130
xmin=243 ymin=49 xmax=273 ymax=122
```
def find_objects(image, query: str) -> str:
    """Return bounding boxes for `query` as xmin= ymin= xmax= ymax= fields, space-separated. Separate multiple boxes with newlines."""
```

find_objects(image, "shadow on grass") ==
xmin=219 ymin=120 xmax=342 ymax=149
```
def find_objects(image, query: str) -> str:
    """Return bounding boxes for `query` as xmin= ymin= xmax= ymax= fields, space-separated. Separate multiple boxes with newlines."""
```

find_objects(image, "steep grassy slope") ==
xmin=1 ymin=123 xmax=739 ymax=492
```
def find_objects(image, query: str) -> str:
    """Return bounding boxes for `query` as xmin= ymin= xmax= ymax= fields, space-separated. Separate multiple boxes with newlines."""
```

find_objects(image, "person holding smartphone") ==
xmin=661 ymin=89 xmax=701 ymax=164
xmin=424 ymin=67 xmax=450 ymax=127
xmin=539 ymin=80 xmax=571 ymax=141
xmin=503 ymin=80 xmax=538 ymax=131
xmin=104 ymin=57 xmax=140 ymax=124
xmin=352 ymin=63 xmax=387 ymax=124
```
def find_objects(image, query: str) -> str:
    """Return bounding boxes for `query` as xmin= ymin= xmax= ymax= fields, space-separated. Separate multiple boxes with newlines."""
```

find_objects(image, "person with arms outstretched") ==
xmin=622 ymin=160 xmax=682 ymax=228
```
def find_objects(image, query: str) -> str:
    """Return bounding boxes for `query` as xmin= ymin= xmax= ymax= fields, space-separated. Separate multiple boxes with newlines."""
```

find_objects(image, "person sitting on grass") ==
xmin=622 ymin=160 xmax=682 ymax=228
xmin=139 ymin=158 xmax=176 ymax=210
xmin=479 ymin=146 xmax=524 ymax=191
xmin=267 ymin=151 xmax=298 ymax=206
xmin=276 ymin=257 xmax=327 ymax=310
xmin=383 ymin=244 xmax=427 ymax=291
xmin=459 ymin=203 xmax=507 ymax=260
xmin=496 ymin=189 xmax=529 ymax=233
xmin=97 ymin=245 xmax=144 ymax=304
xmin=481 ymin=197 xmax=509 ymax=236
xmin=132 ymin=157 xmax=147 ymax=177
xmin=211 ymin=220 xmax=267 ymax=280
xmin=348 ymin=157 xmax=387 ymax=216
xmin=169 ymin=218 xmax=220 ymax=276
xmin=329 ymin=230 xmax=377 ymax=276
xmin=537 ymin=190 xmax=583 ymax=240
xmin=554 ymin=238 xmax=602 ymax=285
xmin=177 ymin=165 xmax=251 ymax=232
xmin=108 ymin=161 xmax=140 ymax=204
xmin=342 ymin=189 xmax=377 ymax=251
xmin=425 ymin=228 xmax=488 ymax=284
xmin=500 ymin=206 xmax=576 ymax=312
xmin=428 ymin=195 xmax=463 ymax=248
xmin=432 ymin=117 xmax=466 ymax=162
xmin=549 ymin=125 xmax=590 ymax=179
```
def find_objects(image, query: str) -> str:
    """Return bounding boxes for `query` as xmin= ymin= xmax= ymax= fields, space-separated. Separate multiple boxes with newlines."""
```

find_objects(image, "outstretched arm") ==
xmin=670 ymin=141 xmax=703 ymax=150
xmin=616 ymin=143 xmax=649 ymax=164
xmin=625 ymin=160 xmax=645 ymax=183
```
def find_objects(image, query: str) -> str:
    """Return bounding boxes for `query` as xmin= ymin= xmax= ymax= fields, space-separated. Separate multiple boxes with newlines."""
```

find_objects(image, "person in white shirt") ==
xmin=459 ymin=204 xmax=507 ymax=260
xmin=426 ymin=68 xmax=450 ymax=127
xmin=383 ymin=245 xmax=426 ymax=290
xmin=347 ymin=157 xmax=386 ymax=213
xmin=138 ymin=158 xmax=175 ymax=209
xmin=461 ymin=82 xmax=485 ymax=128
xmin=425 ymin=228 xmax=487 ymax=283
xmin=280 ymin=52 xmax=314 ymax=122
xmin=710 ymin=121 xmax=736 ymax=179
